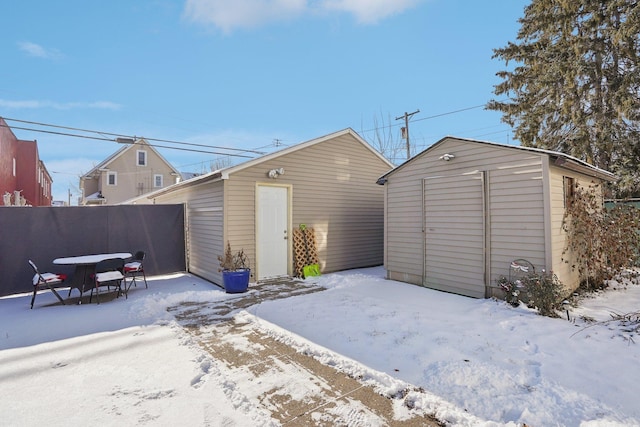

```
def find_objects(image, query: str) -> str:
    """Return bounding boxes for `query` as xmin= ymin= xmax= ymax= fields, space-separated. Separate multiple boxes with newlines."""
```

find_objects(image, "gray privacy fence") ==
xmin=0 ymin=204 xmax=186 ymax=297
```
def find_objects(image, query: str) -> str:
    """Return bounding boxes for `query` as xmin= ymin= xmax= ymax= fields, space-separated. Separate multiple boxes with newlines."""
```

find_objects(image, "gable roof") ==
xmin=377 ymin=136 xmax=616 ymax=184
xmin=80 ymin=138 xmax=181 ymax=178
xmin=142 ymin=128 xmax=393 ymax=199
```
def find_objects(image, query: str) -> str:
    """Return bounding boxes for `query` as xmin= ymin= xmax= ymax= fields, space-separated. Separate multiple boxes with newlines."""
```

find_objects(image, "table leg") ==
xmin=69 ymin=265 xmax=95 ymax=304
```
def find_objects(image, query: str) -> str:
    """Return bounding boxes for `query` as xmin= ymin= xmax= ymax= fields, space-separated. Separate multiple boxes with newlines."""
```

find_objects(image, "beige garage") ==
xmin=128 ymin=128 xmax=394 ymax=287
xmin=377 ymin=136 xmax=615 ymax=298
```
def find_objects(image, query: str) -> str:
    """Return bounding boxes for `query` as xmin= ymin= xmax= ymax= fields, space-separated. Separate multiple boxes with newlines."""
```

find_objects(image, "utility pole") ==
xmin=395 ymin=109 xmax=420 ymax=160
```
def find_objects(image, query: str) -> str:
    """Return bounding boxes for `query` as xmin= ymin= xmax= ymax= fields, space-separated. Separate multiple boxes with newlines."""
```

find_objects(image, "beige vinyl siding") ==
xmin=487 ymin=160 xmax=546 ymax=290
xmin=384 ymin=136 xmax=614 ymax=298
xmin=151 ymin=181 xmax=225 ymax=285
xmin=424 ymin=173 xmax=485 ymax=297
xmin=128 ymin=129 xmax=390 ymax=285
xmin=227 ymin=133 xmax=390 ymax=275
xmin=224 ymin=178 xmax=258 ymax=275
xmin=98 ymin=144 xmax=177 ymax=205
xmin=549 ymin=167 xmax=574 ymax=290
xmin=385 ymin=137 xmax=550 ymax=296
xmin=548 ymin=166 xmax=603 ymax=292
xmin=384 ymin=163 xmax=427 ymax=283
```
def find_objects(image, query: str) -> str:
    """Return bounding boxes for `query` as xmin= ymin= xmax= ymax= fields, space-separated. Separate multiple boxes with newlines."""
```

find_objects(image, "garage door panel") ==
xmin=424 ymin=173 xmax=485 ymax=297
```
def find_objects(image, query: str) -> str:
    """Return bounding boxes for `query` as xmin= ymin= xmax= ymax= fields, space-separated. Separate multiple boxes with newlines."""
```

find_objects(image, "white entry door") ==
xmin=257 ymin=185 xmax=289 ymax=279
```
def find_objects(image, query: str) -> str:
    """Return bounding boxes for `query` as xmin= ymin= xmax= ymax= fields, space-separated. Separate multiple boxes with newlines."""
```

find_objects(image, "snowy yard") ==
xmin=1 ymin=267 xmax=638 ymax=426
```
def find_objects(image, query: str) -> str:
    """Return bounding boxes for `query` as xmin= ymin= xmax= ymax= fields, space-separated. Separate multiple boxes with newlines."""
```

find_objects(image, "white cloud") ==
xmin=320 ymin=0 xmax=422 ymax=24
xmin=0 ymin=99 xmax=42 ymax=109
xmin=0 ymin=99 xmax=121 ymax=110
xmin=63 ymin=101 xmax=122 ymax=110
xmin=184 ymin=0 xmax=307 ymax=33
xmin=17 ymin=41 xmax=62 ymax=59
xmin=183 ymin=0 xmax=422 ymax=32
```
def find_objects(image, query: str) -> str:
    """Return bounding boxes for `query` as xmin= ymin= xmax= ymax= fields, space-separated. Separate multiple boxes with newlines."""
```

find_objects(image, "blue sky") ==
xmin=1 ymin=0 xmax=528 ymax=203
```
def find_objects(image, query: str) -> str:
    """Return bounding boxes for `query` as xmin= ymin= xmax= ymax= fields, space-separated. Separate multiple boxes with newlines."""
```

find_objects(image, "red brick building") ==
xmin=0 ymin=117 xmax=53 ymax=206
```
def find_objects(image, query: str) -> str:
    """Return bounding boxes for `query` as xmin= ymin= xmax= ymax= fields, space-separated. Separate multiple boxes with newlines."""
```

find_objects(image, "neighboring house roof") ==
xmin=84 ymin=193 xmax=107 ymax=206
xmin=135 ymin=128 xmax=393 ymax=200
xmin=180 ymin=172 xmax=202 ymax=181
xmin=377 ymin=136 xmax=617 ymax=184
xmin=85 ymin=191 xmax=106 ymax=202
xmin=80 ymin=138 xmax=181 ymax=179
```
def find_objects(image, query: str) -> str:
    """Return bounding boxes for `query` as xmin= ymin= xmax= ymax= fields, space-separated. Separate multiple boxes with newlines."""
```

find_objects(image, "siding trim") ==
xmin=223 ymin=180 xmax=229 ymax=255
xmin=379 ymin=136 xmax=615 ymax=184
xmin=420 ymin=178 xmax=426 ymax=284
xmin=182 ymin=203 xmax=189 ymax=272
xmin=542 ymin=156 xmax=553 ymax=271
xmin=383 ymin=183 xmax=389 ymax=273
xmin=191 ymin=207 xmax=223 ymax=213
xmin=482 ymin=170 xmax=490 ymax=297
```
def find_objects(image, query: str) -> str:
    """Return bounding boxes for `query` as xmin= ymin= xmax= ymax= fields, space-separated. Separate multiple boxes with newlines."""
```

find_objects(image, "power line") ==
xmin=414 ymin=104 xmax=486 ymax=123
xmin=1 ymin=116 xmax=265 ymax=155
xmin=117 ymin=137 xmax=255 ymax=158
xmin=360 ymin=102 xmax=499 ymax=135
xmin=174 ymin=138 xmax=291 ymax=171
xmin=0 ymin=121 xmax=255 ymax=158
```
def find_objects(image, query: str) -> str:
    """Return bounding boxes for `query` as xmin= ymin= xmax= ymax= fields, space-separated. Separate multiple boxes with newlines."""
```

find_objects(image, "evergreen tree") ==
xmin=488 ymin=0 xmax=640 ymax=197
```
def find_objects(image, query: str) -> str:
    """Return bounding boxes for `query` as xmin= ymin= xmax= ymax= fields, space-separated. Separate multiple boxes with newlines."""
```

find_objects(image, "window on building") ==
xmin=137 ymin=150 xmax=147 ymax=166
xmin=12 ymin=158 xmax=16 ymax=177
xmin=108 ymin=171 xmax=117 ymax=186
xmin=154 ymin=174 xmax=163 ymax=188
xmin=563 ymin=176 xmax=575 ymax=208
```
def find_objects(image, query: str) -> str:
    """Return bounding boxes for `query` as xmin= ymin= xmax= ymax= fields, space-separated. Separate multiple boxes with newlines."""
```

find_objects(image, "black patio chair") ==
xmin=124 ymin=250 xmax=147 ymax=291
xmin=28 ymin=260 xmax=68 ymax=309
xmin=90 ymin=258 xmax=125 ymax=304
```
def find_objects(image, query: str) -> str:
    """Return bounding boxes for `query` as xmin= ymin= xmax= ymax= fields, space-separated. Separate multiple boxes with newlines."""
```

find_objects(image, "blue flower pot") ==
xmin=222 ymin=269 xmax=250 ymax=293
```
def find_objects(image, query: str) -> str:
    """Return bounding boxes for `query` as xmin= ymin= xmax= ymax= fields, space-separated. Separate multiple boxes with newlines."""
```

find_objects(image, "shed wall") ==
xmin=548 ymin=166 xmax=603 ymax=292
xmin=150 ymin=181 xmax=225 ymax=286
xmin=487 ymin=159 xmax=546 ymax=293
xmin=384 ymin=138 xmax=549 ymax=297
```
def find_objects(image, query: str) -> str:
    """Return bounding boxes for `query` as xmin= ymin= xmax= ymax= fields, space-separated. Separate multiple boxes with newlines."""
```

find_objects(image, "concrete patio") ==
xmin=168 ymin=278 xmax=443 ymax=426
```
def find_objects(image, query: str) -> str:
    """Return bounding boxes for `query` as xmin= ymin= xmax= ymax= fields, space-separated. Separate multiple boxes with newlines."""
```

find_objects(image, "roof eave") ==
xmin=146 ymin=171 xmax=225 ymax=199
xmin=377 ymin=136 xmax=617 ymax=184
xmin=552 ymin=156 xmax=617 ymax=182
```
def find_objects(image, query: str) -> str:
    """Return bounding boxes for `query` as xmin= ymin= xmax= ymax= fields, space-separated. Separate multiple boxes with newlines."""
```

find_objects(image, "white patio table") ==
xmin=53 ymin=253 xmax=132 ymax=302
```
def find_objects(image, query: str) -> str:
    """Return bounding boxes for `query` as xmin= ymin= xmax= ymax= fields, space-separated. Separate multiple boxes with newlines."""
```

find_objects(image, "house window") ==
xmin=107 ymin=171 xmax=117 ymax=186
xmin=563 ymin=176 xmax=575 ymax=208
xmin=137 ymin=150 xmax=147 ymax=166
xmin=154 ymin=174 xmax=163 ymax=188
xmin=12 ymin=158 xmax=16 ymax=177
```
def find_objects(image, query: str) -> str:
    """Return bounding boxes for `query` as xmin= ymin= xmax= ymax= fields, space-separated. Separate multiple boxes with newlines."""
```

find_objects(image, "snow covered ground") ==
xmin=1 ymin=267 xmax=638 ymax=426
